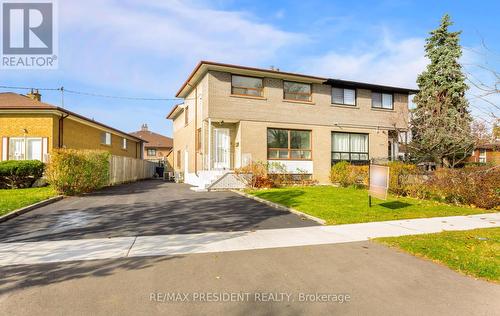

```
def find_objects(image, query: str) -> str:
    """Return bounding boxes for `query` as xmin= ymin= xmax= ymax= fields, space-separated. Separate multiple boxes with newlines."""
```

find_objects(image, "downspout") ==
xmin=58 ymin=113 xmax=69 ymax=148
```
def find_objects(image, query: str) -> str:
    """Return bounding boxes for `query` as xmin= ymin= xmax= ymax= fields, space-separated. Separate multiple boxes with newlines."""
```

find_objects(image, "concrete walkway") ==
xmin=0 ymin=213 xmax=498 ymax=266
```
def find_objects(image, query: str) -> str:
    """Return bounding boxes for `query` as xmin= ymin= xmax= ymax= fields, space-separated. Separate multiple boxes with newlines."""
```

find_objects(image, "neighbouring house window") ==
xmin=122 ymin=138 xmax=127 ymax=150
xmin=101 ymin=132 xmax=111 ymax=145
xmin=177 ymin=150 xmax=181 ymax=168
xmin=196 ymin=128 xmax=202 ymax=152
xmin=267 ymin=128 xmax=311 ymax=160
xmin=231 ymin=75 xmax=263 ymax=97
xmin=479 ymin=149 xmax=487 ymax=163
xmin=331 ymin=132 xmax=369 ymax=163
xmin=283 ymin=81 xmax=312 ymax=102
xmin=332 ymin=87 xmax=356 ymax=105
xmin=184 ymin=106 xmax=189 ymax=126
xmin=372 ymin=92 xmax=393 ymax=109
xmin=8 ymin=137 xmax=43 ymax=161
xmin=147 ymin=149 xmax=157 ymax=157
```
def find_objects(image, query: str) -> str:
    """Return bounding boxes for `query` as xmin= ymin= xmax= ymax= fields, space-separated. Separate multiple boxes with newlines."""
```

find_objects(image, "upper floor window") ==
xmin=101 ymin=132 xmax=111 ymax=145
xmin=283 ymin=81 xmax=312 ymax=102
xmin=332 ymin=87 xmax=356 ymax=106
xmin=372 ymin=92 xmax=393 ymax=109
xmin=267 ymin=128 xmax=311 ymax=160
xmin=231 ymin=75 xmax=263 ymax=97
xmin=122 ymin=138 xmax=127 ymax=150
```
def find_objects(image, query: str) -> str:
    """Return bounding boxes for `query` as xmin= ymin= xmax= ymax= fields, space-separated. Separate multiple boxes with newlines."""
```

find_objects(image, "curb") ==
xmin=0 ymin=195 xmax=64 ymax=223
xmin=231 ymin=190 xmax=326 ymax=225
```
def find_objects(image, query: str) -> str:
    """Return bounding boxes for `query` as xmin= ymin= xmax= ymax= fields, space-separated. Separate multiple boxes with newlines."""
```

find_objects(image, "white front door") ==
xmin=214 ymin=128 xmax=230 ymax=169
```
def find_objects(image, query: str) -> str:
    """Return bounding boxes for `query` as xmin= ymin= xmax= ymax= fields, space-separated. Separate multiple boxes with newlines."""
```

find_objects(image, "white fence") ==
xmin=109 ymin=156 xmax=156 ymax=185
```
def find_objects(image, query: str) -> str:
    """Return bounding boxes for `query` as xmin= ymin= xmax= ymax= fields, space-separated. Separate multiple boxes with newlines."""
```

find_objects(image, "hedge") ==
xmin=0 ymin=160 xmax=45 ymax=189
xmin=46 ymin=149 xmax=110 ymax=195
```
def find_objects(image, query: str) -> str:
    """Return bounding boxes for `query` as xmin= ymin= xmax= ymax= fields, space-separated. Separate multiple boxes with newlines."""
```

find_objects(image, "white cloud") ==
xmin=58 ymin=0 xmax=303 ymax=94
xmin=301 ymin=34 xmax=427 ymax=88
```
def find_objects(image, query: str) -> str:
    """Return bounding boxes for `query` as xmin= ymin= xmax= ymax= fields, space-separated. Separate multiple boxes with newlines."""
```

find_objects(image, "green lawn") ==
xmin=247 ymin=186 xmax=496 ymax=225
xmin=376 ymin=228 xmax=500 ymax=282
xmin=0 ymin=187 xmax=58 ymax=216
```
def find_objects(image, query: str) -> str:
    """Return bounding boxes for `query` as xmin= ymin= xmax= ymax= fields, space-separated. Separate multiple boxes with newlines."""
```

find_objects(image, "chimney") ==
xmin=27 ymin=89 xmax=41 ymax=101
xmin=141 ymin=123 xmax=148 ymax=131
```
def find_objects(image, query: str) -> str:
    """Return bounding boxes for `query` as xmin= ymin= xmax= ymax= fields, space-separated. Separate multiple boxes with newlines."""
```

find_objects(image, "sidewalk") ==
xmin=0 ymin=213 xmax=498 ymax=266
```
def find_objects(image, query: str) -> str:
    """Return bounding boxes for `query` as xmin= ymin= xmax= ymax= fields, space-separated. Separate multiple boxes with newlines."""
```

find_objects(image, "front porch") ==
xmin=185 ymin=119 xmax=246 ymax=191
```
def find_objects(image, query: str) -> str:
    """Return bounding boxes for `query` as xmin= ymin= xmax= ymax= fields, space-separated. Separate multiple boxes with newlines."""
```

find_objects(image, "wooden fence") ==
xmin=109 ymin=156 xmax=156 ymax=185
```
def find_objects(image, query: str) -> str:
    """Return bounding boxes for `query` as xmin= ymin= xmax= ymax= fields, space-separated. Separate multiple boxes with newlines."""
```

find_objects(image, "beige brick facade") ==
xmin=170 ymin=62 xmax=412 ymax=184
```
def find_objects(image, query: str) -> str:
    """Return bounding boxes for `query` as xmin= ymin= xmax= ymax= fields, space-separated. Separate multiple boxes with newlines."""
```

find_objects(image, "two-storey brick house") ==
xmin=167 ymin=61 xmax=416 ymax=189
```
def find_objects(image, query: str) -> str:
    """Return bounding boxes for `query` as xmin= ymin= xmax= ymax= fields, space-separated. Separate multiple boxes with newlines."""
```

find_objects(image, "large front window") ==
xmin=8 ymin=137 xmax=43 ymax=161
xmin=231 ymin=75 xmax=263 ymax=97
xmin=267 ymin=128 xmax=311 ymax=160
xmin=331 ymin=132 xmax=369 ymax=163
xmin=283 ymin=81 xmax=312 ymax=101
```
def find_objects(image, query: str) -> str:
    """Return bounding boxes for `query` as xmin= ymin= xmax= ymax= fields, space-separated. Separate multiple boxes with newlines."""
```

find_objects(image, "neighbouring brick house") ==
xmin=168 ymin=61 xmax=417 ymax=190
xmin=130 ymin=124 xmax=174 ymax=170
xmin=467 ymin=142 xmax=500 ymax=165
xmin=0 ymin=91 xmax=145 ymax=162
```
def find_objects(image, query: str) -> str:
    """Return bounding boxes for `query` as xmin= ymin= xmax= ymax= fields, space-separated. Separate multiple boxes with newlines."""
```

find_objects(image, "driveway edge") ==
xmin=0 ymin=195 xmax=64 ymax=223
xmin=231 ymin=190 xmax=326 ymax=225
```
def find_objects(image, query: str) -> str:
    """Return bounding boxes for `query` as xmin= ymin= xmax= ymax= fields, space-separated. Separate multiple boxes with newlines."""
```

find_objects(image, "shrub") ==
xmin=235 ymin=161 xmax=317 ymax=189
xmin=0 ymin=160 xmax=45 ymax=189
xmin=427 ymin=166 xmax=499 ymax=209
xmin=330 ymin=161 xmax=352 ymax=187
xmin=330 ymin=162 xmax=368 ymax=187
xmin=46 ymin=149 xmax=110 ymax=195
xmin=235 ymin=161 xmax=275 ymax=189
xmin=387 ymin=161 xmax=419 ymax=195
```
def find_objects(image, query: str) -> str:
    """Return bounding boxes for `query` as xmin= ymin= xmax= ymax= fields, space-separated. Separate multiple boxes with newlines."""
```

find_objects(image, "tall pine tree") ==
xmin=411 ymin=14 xmax=474 ymax=167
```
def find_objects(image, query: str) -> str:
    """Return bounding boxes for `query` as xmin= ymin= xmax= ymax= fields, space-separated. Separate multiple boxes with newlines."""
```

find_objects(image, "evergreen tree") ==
xmin=410 ymin=14 xmax=474 ymax=167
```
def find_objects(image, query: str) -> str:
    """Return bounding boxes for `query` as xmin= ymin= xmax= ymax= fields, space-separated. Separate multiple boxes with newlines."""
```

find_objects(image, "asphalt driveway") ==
xmin=0 ymin=180 xmax=318 ymax=242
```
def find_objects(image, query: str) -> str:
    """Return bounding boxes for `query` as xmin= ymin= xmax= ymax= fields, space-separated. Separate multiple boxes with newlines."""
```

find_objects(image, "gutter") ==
xmin=58 ymin=113 xmax=69 ymax=148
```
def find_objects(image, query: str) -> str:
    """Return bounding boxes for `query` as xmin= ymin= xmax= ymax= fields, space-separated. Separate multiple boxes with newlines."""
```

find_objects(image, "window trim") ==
xmin=267 ymin=128 xmax=312 ymax=161
xmin=283 ymin=80 xmax=312 ymax=102
xmin=122 ymin=138 xmax=127 ymax=150
xmin=331 ymin=87 xmax=357 ymax=106
xmin=231 ymin=74 xmax=264 ymax=97
xmin=371 ymin=91 xmax=394 ymax=110
xmin=331 ymin=131 xmax=370 ymax=164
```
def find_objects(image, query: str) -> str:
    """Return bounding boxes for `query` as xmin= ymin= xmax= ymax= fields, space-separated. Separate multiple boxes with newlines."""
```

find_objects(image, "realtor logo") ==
xmin=1 ymin=0 xmax=58 ymax=69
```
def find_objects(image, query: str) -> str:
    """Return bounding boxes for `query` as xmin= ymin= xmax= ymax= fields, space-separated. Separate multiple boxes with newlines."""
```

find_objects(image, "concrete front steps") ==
xmin=187 ymin=170 xmax=248 ymax=191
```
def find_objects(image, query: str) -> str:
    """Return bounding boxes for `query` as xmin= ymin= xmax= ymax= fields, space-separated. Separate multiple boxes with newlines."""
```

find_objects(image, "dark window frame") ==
xmin=283 ymin=80 xmax=312 ymax=102
xmin=371 ymin=91 xmax=394 ymax=110
xmin=231 ymin=74 xmax=264 ymax=97
xmin=267 ymin=128 xmax=312 ymax=160
xmin=331 ymin=131 xmax=370 ymax=164
xmin=331 ymin=86 xmax=357 ymax=106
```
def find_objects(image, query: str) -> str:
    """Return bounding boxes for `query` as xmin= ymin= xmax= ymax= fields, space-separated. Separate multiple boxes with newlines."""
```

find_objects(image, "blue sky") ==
xmin=1 ymin=0 xmax=499 ymax=136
